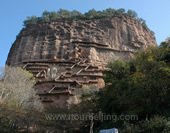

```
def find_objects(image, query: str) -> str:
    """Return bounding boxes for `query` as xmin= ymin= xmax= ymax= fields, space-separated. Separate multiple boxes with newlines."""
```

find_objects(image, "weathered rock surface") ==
xmin=6 ymin=15 xmax=156 ymax=66
xmin=6 ymin=15 xmax=157 ymax=107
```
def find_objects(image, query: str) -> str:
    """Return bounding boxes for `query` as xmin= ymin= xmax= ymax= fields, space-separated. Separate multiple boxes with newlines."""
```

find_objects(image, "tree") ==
xmin=127 ymin=9 xmax=137 ymax=18
xmin=41 ymin=10 xmax=50 ymax=22
xmin=23 ymin=8 xmax=151 ymax=31
xmin=121 ymin=115 xmax=170 ymax=133
xmin=118 ymin=8 xmax=125 ymax=14
xmin=72 ymin=10 xmax=84 ymax=19
xmin=42 ymin=10 xmax=50 ymax=17
xmin=23 ymin=16 xmax=38 ymax=26
xmin=138 ymin=18 xmax=145 ymax=24
xmin=103 ymin=8 xmax=116 ymax=16
xmin=166 ymin=37 xmax=170 ymax=42
xmin=85 ymin=9 xmax=98 ymax=19
xmin=49 ymin=11 xmax=59 ymax=21
xmin=0 ymin=66 xmax=43 ymax=110
xmin=97 ymin=44 xmax=170 ymax=130
xmin=57 ymin=9 xmax=72 ymax=18
xmin=0 ymin=67 xmax=45 ymax=132
xmin=160 ymin=38 xmax=170 ymax=64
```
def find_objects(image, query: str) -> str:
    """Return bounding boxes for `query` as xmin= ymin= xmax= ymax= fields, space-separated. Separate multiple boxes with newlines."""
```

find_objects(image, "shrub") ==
xmin=23 ymin=8 xmax=149 ymax=30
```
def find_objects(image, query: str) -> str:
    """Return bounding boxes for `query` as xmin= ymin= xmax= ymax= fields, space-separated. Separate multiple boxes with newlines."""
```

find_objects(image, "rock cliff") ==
xmin=6 ymin=15 xmax=156 ymax=66
xmin=6 ymin=15 xmax=157 ymax=107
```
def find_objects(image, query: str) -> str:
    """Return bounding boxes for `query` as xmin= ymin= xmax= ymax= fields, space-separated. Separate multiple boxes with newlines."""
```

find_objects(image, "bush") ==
xmin=96 ymin=40 xmax=170 ymax=130
xmin=23 ymin=8 xmax=149 ymax=29
xmin=0 ymin=66 xmax=43 ymax=110
xmin=121 ymin=116 xmax=170 ymax=133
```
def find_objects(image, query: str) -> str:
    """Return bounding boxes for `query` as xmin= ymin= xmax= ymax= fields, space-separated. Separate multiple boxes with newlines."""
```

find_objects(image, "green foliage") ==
xmin=121 ymin=116 xmax=170 ymax=133
xmin=23 ymin=16 xmax=38 ymax=26
xmin=57 ymin=9 xmax=72 ymax=18
xmin=84 ymin=9 xmax=98 ymax=19
xmin=138 ymin=18 xmax=147 ymax=27
xmin=96 ymin=41 xmax=170 ymax=130
xmin=140 ymin=116 xmax=170 ymax=132
xmin=117 ymin=8 xmax=126 ymax=14
xmin=105 ymin=60 xmax=130 ymax=80
xmin=103 ymin=8 xmax=116 ymax=16
xmin=23 ymin=8 xmax=149 ymax=29
xmin=160 ymin=39 xmax=170 ymax=64
xmin=0 ymin=103 xmax=56 ymax=133
xmin=41 ymin=10 xmax=50 ymax=21
xmin=127 ymin=9 xmax=137 ymax=18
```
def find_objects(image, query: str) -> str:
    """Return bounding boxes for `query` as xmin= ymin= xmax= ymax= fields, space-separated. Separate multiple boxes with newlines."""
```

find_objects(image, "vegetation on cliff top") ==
xmin=23 ymin=8 xmax=148 ymax=29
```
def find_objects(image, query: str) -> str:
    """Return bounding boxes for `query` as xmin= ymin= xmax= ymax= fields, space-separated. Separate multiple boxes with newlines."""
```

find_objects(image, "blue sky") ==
xmin=0 ymin=0 xmax=170 ymax=67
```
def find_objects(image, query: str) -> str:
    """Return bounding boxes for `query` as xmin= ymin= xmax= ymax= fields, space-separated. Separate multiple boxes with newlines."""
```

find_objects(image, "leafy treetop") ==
xmin=23 ymin=8 xmax=148 ymax=29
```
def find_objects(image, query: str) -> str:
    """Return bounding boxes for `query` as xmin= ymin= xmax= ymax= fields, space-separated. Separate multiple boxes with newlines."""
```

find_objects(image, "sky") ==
xmin=0 ymin=0 xmax=170 ymax=68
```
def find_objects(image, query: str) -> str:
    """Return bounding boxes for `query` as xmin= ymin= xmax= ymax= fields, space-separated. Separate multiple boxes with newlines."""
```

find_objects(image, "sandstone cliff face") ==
xmin=6 ymin=15 xmax=157 ymax=107
xmin=6 ymin=15 xmax=156 ymax=67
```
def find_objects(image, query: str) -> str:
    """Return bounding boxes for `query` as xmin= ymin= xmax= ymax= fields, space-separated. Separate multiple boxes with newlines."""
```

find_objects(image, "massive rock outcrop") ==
xmin=6 ymin=15 xmax=156 ymax=107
